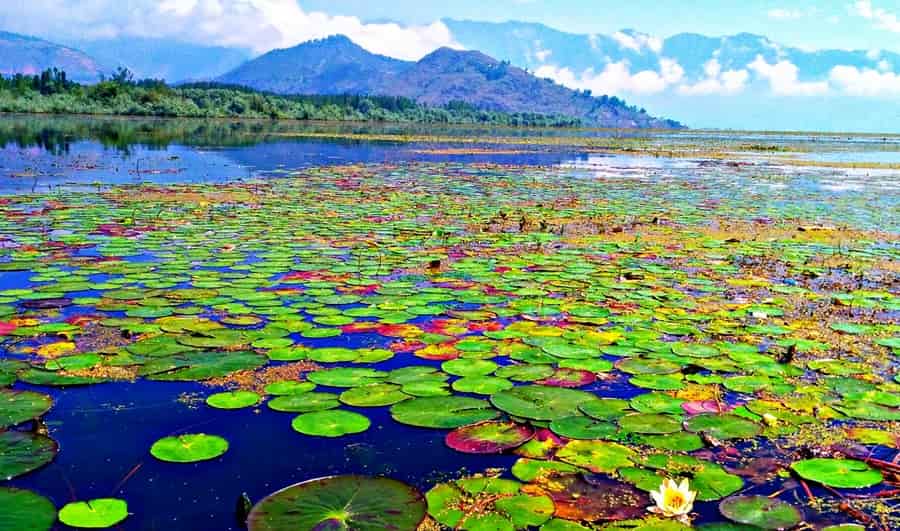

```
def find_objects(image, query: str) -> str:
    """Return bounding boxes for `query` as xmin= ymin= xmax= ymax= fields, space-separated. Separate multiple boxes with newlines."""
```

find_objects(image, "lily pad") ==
xmin=339 ymin=383 xmax=409 ymax=407
xmin=291 ymin=410 xmax=370 ymax=437
xmin=391 ymin=396 xmax=499 ymax=429
xmin=618 ymin=413 xmax=682 ymax=434
xmin=791 ymin=458 xmax=882 ymax=488
xmin=491 ymin=385 xmax=598 ymax=421
xmin=0 ymin=389 xmax=52 ymax=428
xmin=549 ymin=416 xmax=618 ymax=440
xmin=206 ymin=391 xmax=260 ymax=409
xmin=0 ymin=487 xmax=56 ymax=531
xmin=446 ymin=421 xmax=534 ymax=453
xmin=556 ymin=440 xmax=636 ymax=473
xmin=267 ymin=392 xmax=340 ymax=413
xmin=248 ymin=475 xmax=426 ymax=531
xmin=719 ymin=496 xmax=802 ymax=530
xmin=58 ymin=498 xmax=128 ymax=529
xmin=0 ymin=431 xmax=57 ymax=479
xmin=150 ymin=433 xmax=229 ymax=463
xmin=427 ymin=477 xmax=553 ymax=530
xmin=684 ymin=414 xmax=761 ymax=440
xmin=522 ymin=474 xmax=649 ymax=522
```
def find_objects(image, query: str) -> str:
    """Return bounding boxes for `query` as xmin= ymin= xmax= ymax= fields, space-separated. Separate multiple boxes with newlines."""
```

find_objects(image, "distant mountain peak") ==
xmin=0 ymin=31 xmax=106 ymax=82
xmin=217 ymin=34 xmax=681 ymax=128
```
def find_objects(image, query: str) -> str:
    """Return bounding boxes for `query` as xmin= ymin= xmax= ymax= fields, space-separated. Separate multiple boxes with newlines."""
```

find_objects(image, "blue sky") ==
xmin=301 ymin=0 xmax=900 ymax=53
xmin=1 ymin=0 xmax=898 ymax=131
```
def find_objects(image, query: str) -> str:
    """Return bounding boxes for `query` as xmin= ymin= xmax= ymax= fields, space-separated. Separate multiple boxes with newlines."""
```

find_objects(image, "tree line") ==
xmin=0 ymin=68 xmax=582 ymax=127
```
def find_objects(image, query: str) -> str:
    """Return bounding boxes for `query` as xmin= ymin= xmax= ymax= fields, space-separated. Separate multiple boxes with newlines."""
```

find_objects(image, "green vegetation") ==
xmin=0 ymin=68 xmax=581 ymax=127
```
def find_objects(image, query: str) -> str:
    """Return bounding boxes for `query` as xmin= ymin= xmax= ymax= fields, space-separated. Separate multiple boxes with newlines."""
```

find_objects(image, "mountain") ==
xmin=219 ymin=36 xmax=681 ymax=128
xmin=220 ymin=35 xmax=407 ymax=95
xmin=71 ymin=38 xmax=252 ymax=83
xmin=0 ymin=31 xmax=106 ymax=83
xmin=443 ymin=19 xmax=900 ymax=82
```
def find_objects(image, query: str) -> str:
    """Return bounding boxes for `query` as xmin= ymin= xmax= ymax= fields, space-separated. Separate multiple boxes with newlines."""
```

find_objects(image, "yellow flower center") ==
xmin=665 ymin=490 xmax=685 ymax=508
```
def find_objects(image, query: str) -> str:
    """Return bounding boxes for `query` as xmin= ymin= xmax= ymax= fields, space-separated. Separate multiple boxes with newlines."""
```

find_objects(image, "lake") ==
xmin=1 ymin=115 xmax=898 ymax=530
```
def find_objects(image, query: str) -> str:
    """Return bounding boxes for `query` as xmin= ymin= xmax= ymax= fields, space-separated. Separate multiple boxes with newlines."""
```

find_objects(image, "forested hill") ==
xmin=219 ymin=36 xmax=683 ymax=129
xmin=0 ymin=68 xmax=582 ymax=127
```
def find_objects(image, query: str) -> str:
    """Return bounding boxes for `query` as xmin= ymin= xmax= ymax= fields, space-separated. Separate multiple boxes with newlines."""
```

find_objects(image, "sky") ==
xmin=300 ymin=0 xmax=900 ymax=53
xmin=2 ymin=0 xmax=898 ymax=57
xmin=0 ymin=0 xmax=898 ymax=131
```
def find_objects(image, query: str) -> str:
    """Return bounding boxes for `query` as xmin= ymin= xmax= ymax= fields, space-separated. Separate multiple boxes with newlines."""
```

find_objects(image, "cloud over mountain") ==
xmin=0 ymin=0 xmax=459 ymax=60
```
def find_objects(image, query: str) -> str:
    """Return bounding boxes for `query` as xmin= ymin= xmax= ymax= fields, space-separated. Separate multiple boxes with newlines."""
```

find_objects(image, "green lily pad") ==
xmin=291 ymin=410 xmax=370 ymax=437
xmin=490 ymin=385 xmax=598 ymax=421
xmin=150 ymin=433 xmax=229 ymax=463
xmin=339 ymin=383 xmax=409 ymax=407
xmin=719 ymin=496 xmax=802 ymax=530
xmin=0 ymin=431 xmax=57 ymax=479
xmin=307 ymin=368 xmax=388 ymax=387
xmin=206 ymin=391 xmax=260 ymax=409
xmin=268 ymin=392 xmax=340 ymax=413
xmin=426 ymin=477 xmax=553 ymax=530
xmin=58 ymin=498 xmax=128 ymax=529
xmin=0 ymin=487 xmax=56 ymax=531
xmin=550 ymin=416 xmax=618 ymax=440
xmin=391 ymin=396 xmax=499 ymax=428
xmin=248 ymin=475 xmax=426 ymax=530
xmin=263 ymin=381 xmax=315 ymax=395
xmin=618 ymin=413 xmax=682 ymax=434
xmin=0 ymin=389 xmax=53 ymax=428
xmin=684 ymin=414 xmax=761 ymax=440
xmin=791 ymin=458 xmax=883 ymax=488
xmin=556 ymin=440 xmax=636 ymax=473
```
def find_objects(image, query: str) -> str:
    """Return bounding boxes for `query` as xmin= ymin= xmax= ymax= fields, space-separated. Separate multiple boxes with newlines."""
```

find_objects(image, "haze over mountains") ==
xmin=2 ymin=16 xmax=899 ymax=131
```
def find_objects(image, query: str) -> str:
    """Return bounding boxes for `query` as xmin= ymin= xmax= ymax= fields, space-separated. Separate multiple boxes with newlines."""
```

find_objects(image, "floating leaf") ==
xmin=719 ymin=496 xmax=802 ymax=530
xmin=0 ymin=487 xmax=56 ymax=531
xmin=58 ymin=498 xmax=128 ymax=529
xmin=248 ymin=475 xmax=426 ymax=531
xmin=391 ymin=396 xmax=499 ymax=428
xmin=206 ymin=391 xmax=260 ymax=409
xmin=491 ymin=385 xmax=598 ymax=421
xmin=0 ymin=389 xmax=52 ymax=428
xmin=791 ymin=458 xmax=882 ymax=488
xmin=0 ymin=431 xmax=57 ymax=479
xmin=291 ymin=410 xmax=370 ymax=437
xmin=150 ymin=434 xmax=229 ymax=463
xmin=445 ymin=421 xmax=533 ymax=453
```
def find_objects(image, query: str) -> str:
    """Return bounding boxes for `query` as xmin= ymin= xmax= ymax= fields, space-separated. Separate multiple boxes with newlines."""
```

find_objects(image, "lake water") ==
xmin=1 ymin=115 xmax=898 ymax=530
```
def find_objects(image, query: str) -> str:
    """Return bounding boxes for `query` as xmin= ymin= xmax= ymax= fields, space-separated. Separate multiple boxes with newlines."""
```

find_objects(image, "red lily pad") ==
xmin=446 ymin=421 xmax=534 ymax=454
xmin=522 ymin=474 xmax=649 ymax=522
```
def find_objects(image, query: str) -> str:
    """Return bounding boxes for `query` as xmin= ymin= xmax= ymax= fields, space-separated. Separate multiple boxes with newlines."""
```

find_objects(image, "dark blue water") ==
xmin=2 ymin=116 xmax=892 ymax=530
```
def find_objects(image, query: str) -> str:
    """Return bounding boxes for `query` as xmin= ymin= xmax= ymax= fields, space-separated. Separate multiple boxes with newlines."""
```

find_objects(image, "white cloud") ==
xmin=0 ymin=0 xmax=460 ymax=59
xmin=533 ymin=41 xmax=552 ymax=63
xmin=611 ymin=31 xmax=662 ymax=54
xmin=678 ymin=59 xmax=749 ymax=95
xmin=852 ymin=0 xmax=900 ymax=32
xmin=830 ymin=65 xmax=900 ymax=96
xmin=748 ymin=55 xmax=829 ymax=96
xmin=535 ymin=58 xmax=682 ymax=95
xmin=767 ymin=8 xmax=803 ymax=20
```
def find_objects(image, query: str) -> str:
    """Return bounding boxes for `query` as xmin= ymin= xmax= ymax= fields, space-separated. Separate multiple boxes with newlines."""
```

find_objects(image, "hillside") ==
xmin=218 ymin=36 xmax=681 ymax=128
xmin=0 ymin=31 xmax=106 ymax=83
xmin=220 ymin=36 xmax=407 ymax=95
xmin=72 ymin=37 xmax=251 ymax=83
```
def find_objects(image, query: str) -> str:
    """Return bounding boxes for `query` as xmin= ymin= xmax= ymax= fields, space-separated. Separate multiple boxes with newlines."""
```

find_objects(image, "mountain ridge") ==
xmin=218 ymin=35 xmax=682 ymax=128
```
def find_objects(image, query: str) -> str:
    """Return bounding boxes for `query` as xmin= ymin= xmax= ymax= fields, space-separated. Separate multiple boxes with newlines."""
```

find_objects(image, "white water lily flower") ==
xmin=649 ymin=478 xmax=696 ymax=521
